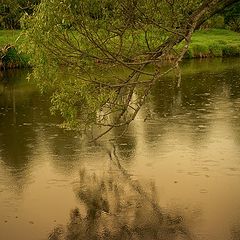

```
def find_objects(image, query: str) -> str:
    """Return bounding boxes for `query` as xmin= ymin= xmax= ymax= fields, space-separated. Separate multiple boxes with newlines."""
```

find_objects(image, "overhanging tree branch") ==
xmin=23 ymin=0 xmax=240 ymax=140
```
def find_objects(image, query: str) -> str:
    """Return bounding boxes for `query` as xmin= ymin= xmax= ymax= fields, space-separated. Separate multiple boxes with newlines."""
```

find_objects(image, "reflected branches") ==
xmin=48 ymin=144 xmax=193 ymax=240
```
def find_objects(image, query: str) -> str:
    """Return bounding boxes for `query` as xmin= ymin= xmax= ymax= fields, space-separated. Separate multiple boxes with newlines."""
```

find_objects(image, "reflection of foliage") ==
xmin=49 ymin=146 xmax=192 ymax=240
xmin=231 ymin=222 xmax=240 ymax=240
xmin=232 ymin=229 xmax=240 ymax=240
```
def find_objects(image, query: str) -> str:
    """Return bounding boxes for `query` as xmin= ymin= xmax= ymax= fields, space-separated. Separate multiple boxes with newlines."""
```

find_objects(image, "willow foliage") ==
xmin=23 ymin=0 xmax=240 ymax=138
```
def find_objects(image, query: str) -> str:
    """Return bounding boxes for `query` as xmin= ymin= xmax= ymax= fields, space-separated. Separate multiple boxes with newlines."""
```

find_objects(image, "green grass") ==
xmin=192 ymin=28 xmax=240 ymax=45
xmin=186 ymin=28 xmax=240 ymax=58
xmin=0 ymin=30 xmax=22 ymax=47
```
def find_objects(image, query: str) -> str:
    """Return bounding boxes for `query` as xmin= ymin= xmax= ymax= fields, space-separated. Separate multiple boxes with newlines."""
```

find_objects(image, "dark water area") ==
xmin=0 ymin=58 xmax=240 ymax=240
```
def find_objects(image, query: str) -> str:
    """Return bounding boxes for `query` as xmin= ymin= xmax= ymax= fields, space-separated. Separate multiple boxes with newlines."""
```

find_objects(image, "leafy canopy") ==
xmin=23 ymin=0 xmax=240 ymax=139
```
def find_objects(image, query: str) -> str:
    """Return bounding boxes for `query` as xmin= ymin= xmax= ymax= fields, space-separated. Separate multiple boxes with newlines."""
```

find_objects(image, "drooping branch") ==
xmin=24 ymin=0 xmax=240 ymax=139
xmin=92 ymin=0 xmax=240 ymax=140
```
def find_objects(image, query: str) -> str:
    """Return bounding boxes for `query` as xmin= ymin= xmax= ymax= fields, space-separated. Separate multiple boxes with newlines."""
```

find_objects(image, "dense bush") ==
xmin=223 ymin=2 xmax=240 ymax=32
xmin=1 ymin=0 xmax=240 ymax=32
xmin=0 ymin=45 xmax=30 ymax=69
xmin=0 ymin=0 xmax=40 ymax=29
xmin=202 ymin=15 xmax=225 ymax=29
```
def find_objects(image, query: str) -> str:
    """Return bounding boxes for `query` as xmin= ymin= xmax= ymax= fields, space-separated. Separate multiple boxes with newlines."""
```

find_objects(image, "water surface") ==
xmin=1 ymin=58 xmax=240 ymax=240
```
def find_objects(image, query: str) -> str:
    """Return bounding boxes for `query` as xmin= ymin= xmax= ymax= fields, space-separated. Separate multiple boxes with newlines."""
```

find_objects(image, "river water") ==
xmin=0 ymin=58 xmax=240 ymax=240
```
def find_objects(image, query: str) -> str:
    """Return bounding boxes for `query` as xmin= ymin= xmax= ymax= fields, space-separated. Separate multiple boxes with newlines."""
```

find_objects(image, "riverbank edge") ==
xmin=1 ymin=29 xmax=240 ymax=71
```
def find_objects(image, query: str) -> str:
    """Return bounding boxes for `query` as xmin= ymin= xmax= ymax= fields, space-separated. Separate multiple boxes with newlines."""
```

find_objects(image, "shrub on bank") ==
xmin=0 ymin=45 xmax=30 ymax=70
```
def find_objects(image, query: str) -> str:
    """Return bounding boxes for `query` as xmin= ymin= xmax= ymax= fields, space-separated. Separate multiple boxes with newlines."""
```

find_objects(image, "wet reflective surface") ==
xmin=1 ymin=58 xmax=240 ymax=240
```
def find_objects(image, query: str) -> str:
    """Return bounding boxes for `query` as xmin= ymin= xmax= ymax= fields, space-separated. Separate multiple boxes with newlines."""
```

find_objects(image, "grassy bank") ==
xmin=185 ymin=29 xmax=240 ymax=58
xmin=0 ymin=29 xmax=240 ymax=70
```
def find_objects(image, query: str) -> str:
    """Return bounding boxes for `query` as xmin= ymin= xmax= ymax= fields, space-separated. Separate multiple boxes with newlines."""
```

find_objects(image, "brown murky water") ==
xmin=0 ymin=58 xmax=240 ymax=240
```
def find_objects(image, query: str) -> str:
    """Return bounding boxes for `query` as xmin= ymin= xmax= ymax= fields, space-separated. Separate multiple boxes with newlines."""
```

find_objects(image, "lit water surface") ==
xmin=0 ymin=58 xmax=240 ymax=240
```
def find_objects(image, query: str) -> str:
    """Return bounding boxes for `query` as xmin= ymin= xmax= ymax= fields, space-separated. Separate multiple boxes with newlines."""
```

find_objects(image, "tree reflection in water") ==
xmin=49 ymin=145 xmax=192 ymax=240
xmin=231 ymin=222 xmax=240 ymax=240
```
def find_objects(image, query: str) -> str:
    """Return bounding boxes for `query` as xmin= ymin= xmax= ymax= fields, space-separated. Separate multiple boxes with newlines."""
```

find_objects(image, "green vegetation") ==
xmin=0 ymin=30 xmax=21 ymax=46
xmin=2 ymin=28 xmax=238 ymax=70
xmin=0 ymin=30 xmax=29 ymax=69
xmin=185 ymin=29 xmax=240 ymax=58
xmin=2 ymin=28 xmax=239 ymax=57
xmin=1 ymin=0 xmax=240 ymax=137
xmin=0 ymin=28 xmax=239 ymax=70
xmin=0 ymin=0 xmax=40 ymax=29
xmin=2 ymin=1 xmax=240 ymax=33
xmin=223 ymin=1 xmax=240 ymax=32
xmin=20 ymin=0 xmax=240 ymax=139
